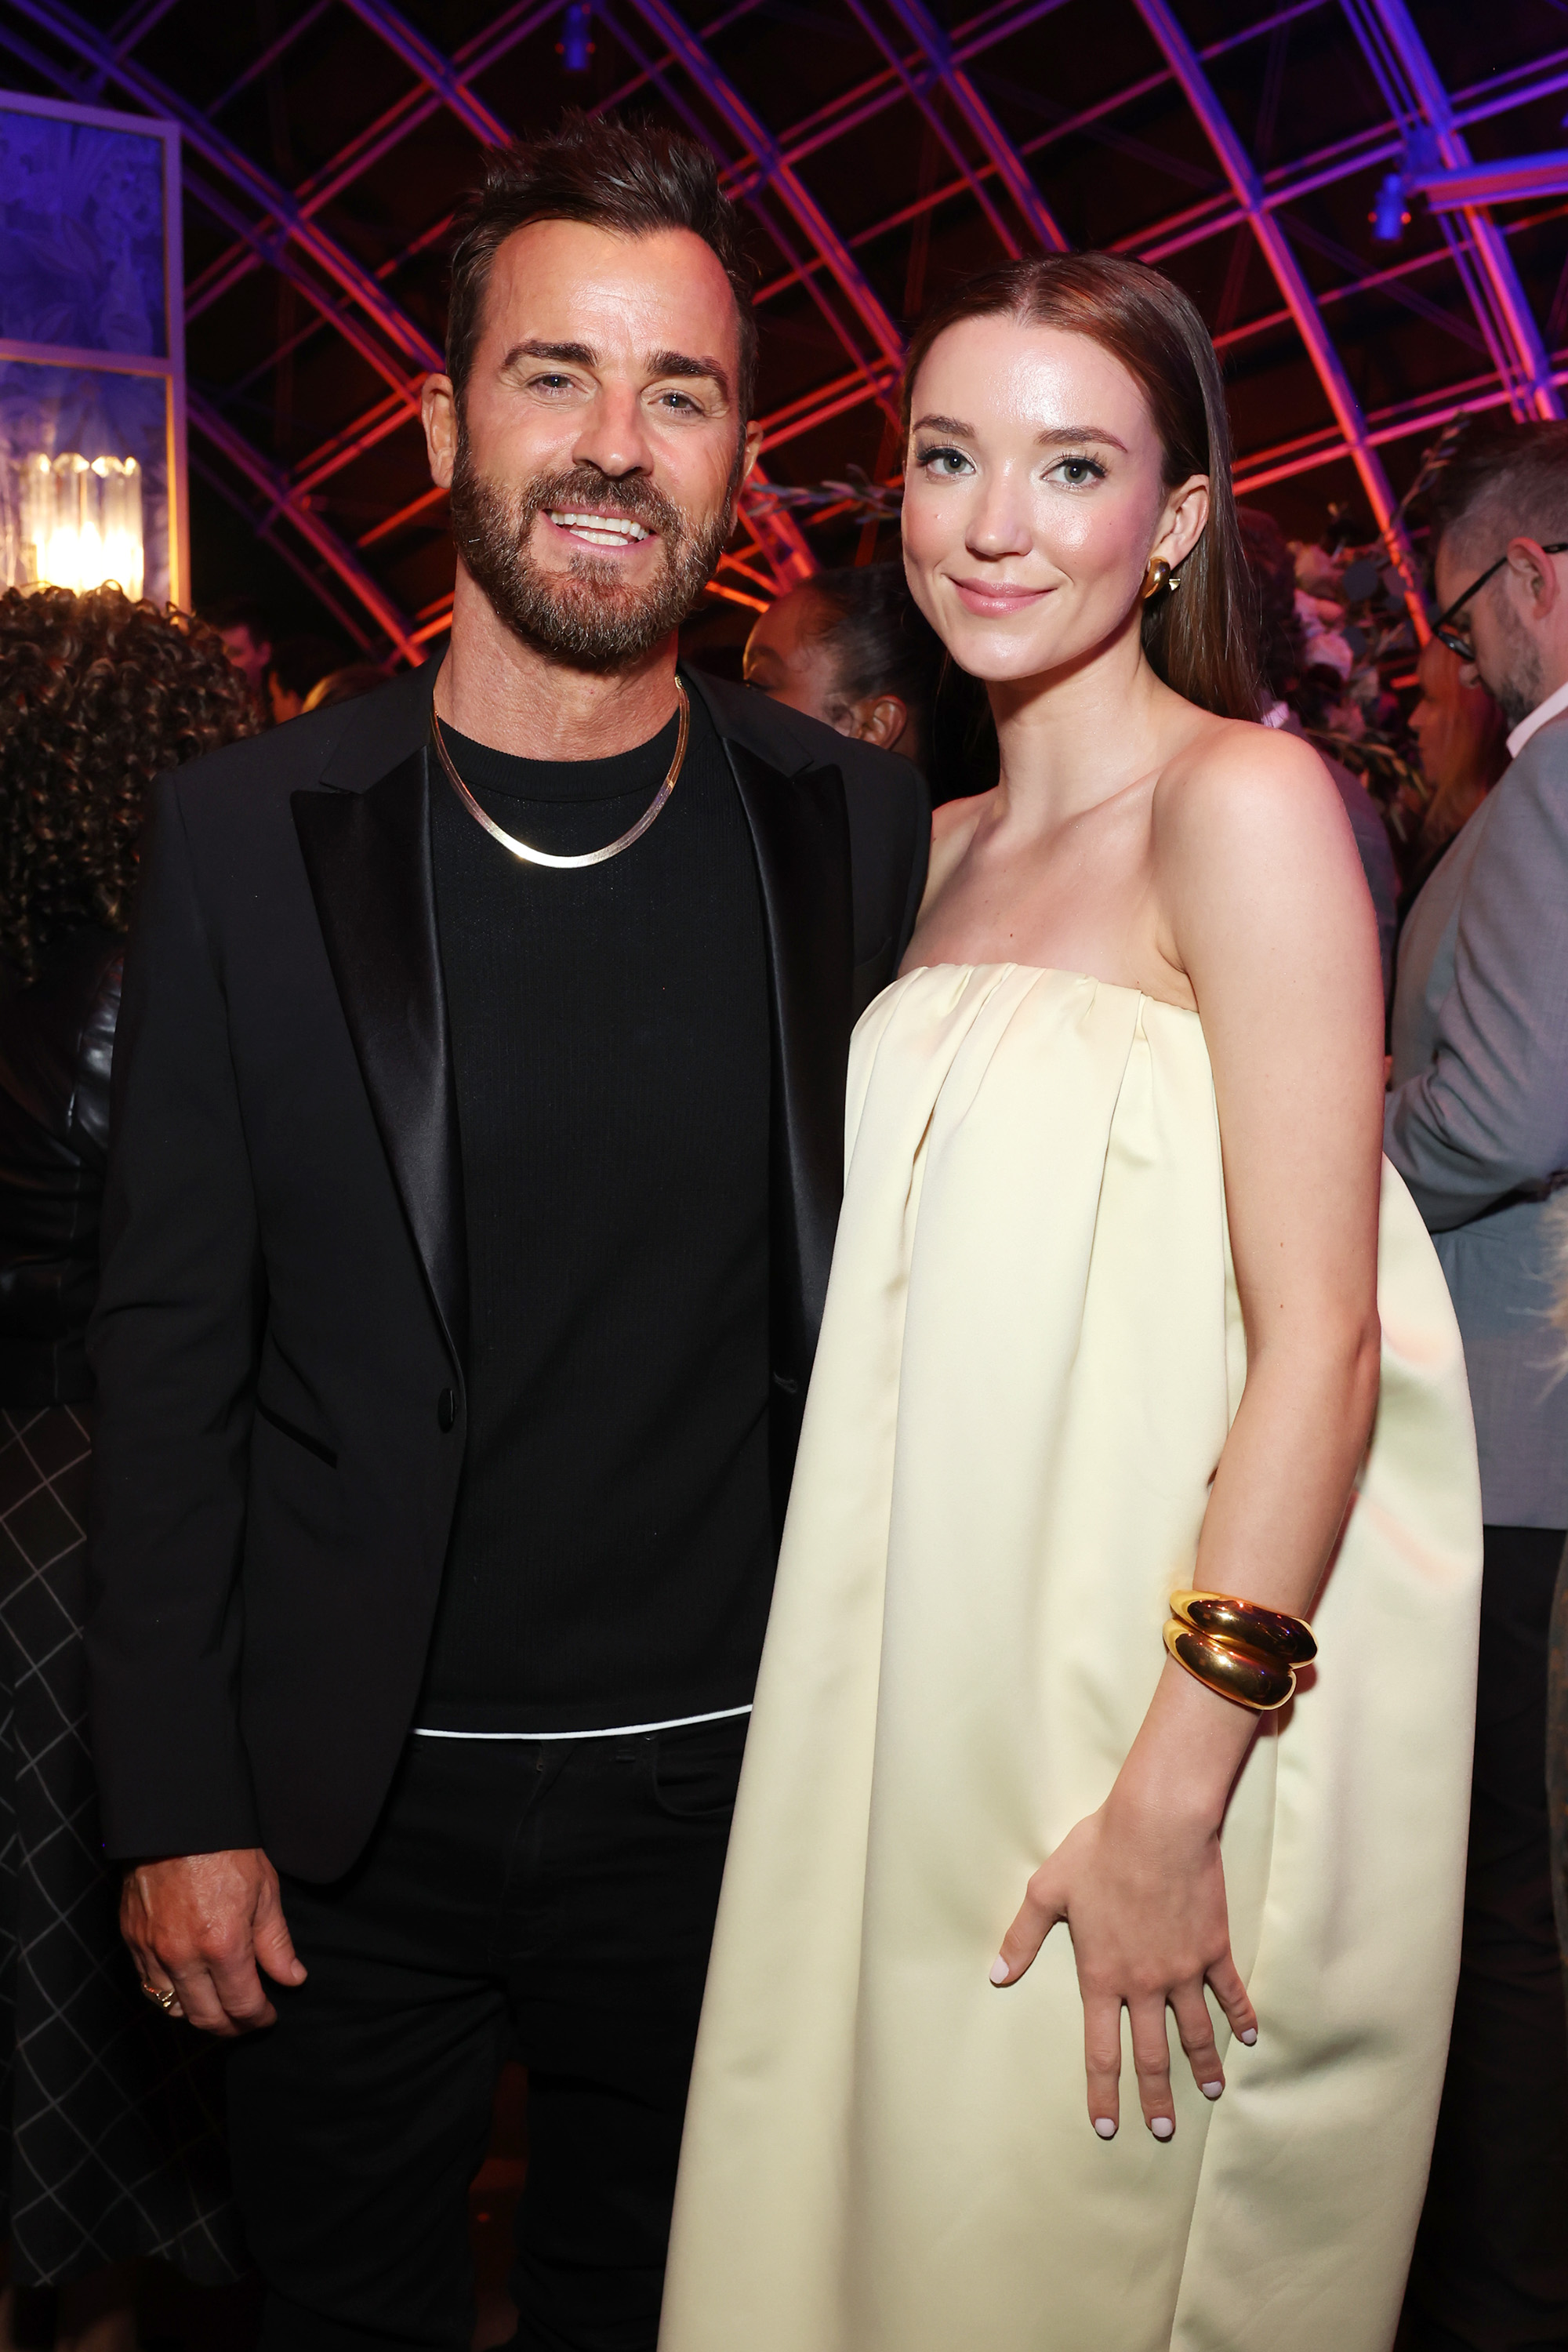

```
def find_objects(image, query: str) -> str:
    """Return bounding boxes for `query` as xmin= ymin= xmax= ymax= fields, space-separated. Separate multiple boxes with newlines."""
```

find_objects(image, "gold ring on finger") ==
xmin=140 ymin=1979 xmax=178 ymax=2013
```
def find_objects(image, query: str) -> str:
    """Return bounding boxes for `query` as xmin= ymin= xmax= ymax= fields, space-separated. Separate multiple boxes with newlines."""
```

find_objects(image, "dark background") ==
xmin=2 ymin=0 xmax=1564 ymax=665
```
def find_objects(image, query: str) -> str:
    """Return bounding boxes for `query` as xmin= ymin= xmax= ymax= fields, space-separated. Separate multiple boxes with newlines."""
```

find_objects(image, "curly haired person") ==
xmin=0 ymin=586 xmax=254 ymax=2348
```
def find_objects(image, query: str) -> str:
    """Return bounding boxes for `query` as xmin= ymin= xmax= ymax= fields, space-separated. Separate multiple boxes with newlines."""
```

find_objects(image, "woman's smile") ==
xmin=950 ymin=576 xmax=1054 ymax=616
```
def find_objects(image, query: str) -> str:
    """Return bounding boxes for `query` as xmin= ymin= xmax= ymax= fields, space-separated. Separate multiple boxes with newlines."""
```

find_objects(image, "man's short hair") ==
xmin=1425 ymin=415 xmax=1568 ymax=562
xmin=445 ymin=112 xmax=759 ymax=424
xmin=269 ymin=633 xmax=349 ymax=700
xmin=203 ymin=593 xmax=271 ymax=645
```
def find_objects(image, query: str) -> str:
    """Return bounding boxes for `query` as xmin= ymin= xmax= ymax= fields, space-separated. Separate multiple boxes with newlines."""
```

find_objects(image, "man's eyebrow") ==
xmin=647 ymin=348 xmax=731 ymax=397
xmin=502 ymin=339 xmax=599 ymax=370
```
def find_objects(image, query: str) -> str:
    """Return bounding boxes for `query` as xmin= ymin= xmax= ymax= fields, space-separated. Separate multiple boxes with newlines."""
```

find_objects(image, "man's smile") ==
xmin=546 ymin=508 xmax=655 ymax=552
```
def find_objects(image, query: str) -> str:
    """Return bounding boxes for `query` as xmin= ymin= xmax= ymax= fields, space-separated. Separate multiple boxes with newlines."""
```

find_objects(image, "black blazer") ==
xmin=86 ymin=664 xmax=928 ymax=1880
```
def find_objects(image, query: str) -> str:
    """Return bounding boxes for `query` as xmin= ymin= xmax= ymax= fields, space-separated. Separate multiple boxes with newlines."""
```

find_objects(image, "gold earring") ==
xmin=1142 ymin=557 xmax=1172 ymax=601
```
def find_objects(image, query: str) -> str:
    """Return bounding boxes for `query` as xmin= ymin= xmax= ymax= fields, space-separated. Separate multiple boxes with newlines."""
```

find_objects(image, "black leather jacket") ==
xmin=0 ymin=925 xmax=122 ymax=1405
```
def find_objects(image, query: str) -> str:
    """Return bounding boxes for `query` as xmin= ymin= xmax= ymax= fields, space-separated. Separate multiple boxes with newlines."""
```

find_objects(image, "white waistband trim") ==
xmin=411 ymin=1704 xmax=753 ymax=1743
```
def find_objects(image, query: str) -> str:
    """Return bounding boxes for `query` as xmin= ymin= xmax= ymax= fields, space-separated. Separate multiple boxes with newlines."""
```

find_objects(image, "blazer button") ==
xmin=437 ymin=1388 xmax=457 ymax=1432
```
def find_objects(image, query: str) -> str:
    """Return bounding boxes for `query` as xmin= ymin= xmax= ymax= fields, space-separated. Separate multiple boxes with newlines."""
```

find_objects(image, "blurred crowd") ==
xmin=200 ymin=597 xmax=387 ymax=728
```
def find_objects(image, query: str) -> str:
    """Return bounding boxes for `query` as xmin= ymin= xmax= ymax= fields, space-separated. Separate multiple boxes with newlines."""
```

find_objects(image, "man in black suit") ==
xmin=88 ymin=116 xmax=927 ymax=2352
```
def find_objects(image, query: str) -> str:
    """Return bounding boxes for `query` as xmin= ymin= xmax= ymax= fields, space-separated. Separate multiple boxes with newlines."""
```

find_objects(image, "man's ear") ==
xmin=423 ymin=374 xmax=457 ymax=491
xmin=739 ymin=419 xmax=765 ymax=488
xmin=1508 ymin=535 xmax=1563 ymax=615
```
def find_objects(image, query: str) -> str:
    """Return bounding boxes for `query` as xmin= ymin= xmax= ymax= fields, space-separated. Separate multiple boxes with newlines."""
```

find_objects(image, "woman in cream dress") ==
xmin=660 ymin=256 xmax=1482 ymax=2352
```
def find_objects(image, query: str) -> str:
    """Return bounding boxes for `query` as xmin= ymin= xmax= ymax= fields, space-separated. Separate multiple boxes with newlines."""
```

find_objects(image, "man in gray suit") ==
xmin=1385 ymin=415 xmax=1568 ymax=2352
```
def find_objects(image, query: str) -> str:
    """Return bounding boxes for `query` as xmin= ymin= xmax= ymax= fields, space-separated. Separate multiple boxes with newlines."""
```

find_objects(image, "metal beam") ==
xmin=179 ymin=165 xmax=425 ymax=406
xmin=187 ymin=450 xmax=386 ymax=658
xmin=332 ymin=0 xmax=891 ymax=475
xmin=186 ymin=5 xmax=556 ymax=323
xmin=592 ymin=0 xmax=902 ymax=402
xmin=245 ymin=1 xmax=1378 ymax=503
xmin=1345 ymin=0 xmax=1560 ymax=420
xmin=279 ymin=30 xmax=1568 ymax=527
xmin=740 ymin=468 xmax=818 ymax=589
xmin=336 ymin=0 xmax=510 ymax=147
xmin=754 ymin=35 xmax=1568 ymax=326
xmin=616 ymin=0 xmax=905 ymax=372
xmin=1412 ymin=152 xmax=1568 ymax=213
xmin=1232 ymin=360 xmax=1568 ymax=498
xmin=0 ymin=9 xmax=426 ymax=416
xmin=839 ymin=0 xmax=1029 ymax=259
xmin=188 ymin=394 xmax=421 ymax=662
xmin=880 ymin=0 xmax=1070 ymax=252
xmin=3 ymin=0 xmax=442 ymax=375
xmin=1129 ymin=0 xmax=1426 ymax=630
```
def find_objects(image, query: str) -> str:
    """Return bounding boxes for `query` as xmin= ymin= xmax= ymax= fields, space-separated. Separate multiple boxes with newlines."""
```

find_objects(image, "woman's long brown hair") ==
xmin=902 ymin=253 xmax=1263 ymax=722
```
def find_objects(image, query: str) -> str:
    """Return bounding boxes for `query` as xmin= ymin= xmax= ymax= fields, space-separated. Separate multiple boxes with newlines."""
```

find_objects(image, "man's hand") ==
xmin=121 ymin=1849 xmax=307 ymax=2036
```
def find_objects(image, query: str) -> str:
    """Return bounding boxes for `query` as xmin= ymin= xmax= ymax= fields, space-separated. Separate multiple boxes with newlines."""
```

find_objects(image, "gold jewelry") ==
xmin=1163 ymin=1589 xmax=1316 ymax=1714
xmin=430 ymin=675 xmax=689 ymax=871
xmin=1142 ymin=557 xmax=1172 ymax=601
xmin=140 ymin=1980 xmax=177 ymax=2012
xmin=1170 ymin=1590 xmax=1316 ymax=1666
xmin=1163 ymin=1621 xmax=1294 ymax=1711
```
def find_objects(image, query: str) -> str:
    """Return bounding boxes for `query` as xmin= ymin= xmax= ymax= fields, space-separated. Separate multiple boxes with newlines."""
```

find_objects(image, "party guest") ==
xmin=1237 ymin=506 xmax=1398 ymax=998
xmin=743 ymin=562 xmax=939 ymax=764
xmin=745 ymin=561 xmax=999 ymax=804
xmin=1386 ymin=413 xmax=1568 ymax=2352
xmin=87 ymin=114 xmax=926 ymax=2351
xmin=302 ymin=662 xmax=388 ymax=713
xmin=264 ymin=632 xmax=348 ymax=725
xmin=1400 ymin=631 xmax=1508 ymax=910
xmin=0 ymin=586 xmax=253 ymax=2348
xmin=204 ymin=593 xmax=273 ymax=701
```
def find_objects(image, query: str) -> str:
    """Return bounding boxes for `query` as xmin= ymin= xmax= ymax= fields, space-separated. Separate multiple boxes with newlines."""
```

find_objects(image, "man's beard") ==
xmin=1483 ymin=594 xmax=1545 ymax=731
xmin=448 ymin=430 xmax=735 ymax=670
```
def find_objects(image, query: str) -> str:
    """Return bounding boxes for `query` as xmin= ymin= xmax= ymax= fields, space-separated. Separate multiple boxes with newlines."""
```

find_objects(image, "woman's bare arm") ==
xmin=994 ymin=724 xmax=1386 ymax=2141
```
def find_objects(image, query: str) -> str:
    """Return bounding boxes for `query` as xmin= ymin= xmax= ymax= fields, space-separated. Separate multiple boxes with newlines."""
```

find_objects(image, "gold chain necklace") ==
xmin=430 ymin=677 xmax=690 ymax=871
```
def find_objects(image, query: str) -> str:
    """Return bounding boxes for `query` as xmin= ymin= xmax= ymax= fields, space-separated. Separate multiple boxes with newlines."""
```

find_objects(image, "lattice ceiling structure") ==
xmin=3 ymin=0 xmax=1566 ymax=662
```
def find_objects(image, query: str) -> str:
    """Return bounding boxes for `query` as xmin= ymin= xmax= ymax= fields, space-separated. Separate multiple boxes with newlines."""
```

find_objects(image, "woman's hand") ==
xmin=990 ymin=1774 xmax=1256 ymax=2141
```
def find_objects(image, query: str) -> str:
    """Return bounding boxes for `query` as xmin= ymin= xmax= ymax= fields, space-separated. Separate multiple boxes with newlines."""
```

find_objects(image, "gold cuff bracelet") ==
xmin=1163 ymin=1589 xmax=1316 ymax=1715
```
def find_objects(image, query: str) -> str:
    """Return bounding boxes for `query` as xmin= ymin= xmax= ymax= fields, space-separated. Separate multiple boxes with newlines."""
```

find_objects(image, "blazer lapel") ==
xmin=292 ymin=747 xmax=467 ymax=1376
xmin=723 ymin=738 xmax=854 ymax=1402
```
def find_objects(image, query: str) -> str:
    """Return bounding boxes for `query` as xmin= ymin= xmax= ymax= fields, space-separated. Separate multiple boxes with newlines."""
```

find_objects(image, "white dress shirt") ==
xmin=1507 ymin=673 xmax=1568 ymax=760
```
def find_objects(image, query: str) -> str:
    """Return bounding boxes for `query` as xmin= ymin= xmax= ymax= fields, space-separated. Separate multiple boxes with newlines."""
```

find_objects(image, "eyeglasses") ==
xmin=1432 ymin=543 xmax=1568 ymax=662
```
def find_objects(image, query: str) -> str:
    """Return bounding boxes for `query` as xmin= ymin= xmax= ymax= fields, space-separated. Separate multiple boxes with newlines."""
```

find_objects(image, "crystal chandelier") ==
xmin=13 ymin=452 xmax=144 ymax=601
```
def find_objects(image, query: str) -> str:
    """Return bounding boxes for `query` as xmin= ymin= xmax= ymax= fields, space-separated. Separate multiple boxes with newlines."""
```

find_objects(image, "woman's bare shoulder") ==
xmin=1151 ymin=710 xmax=1349 ymax=862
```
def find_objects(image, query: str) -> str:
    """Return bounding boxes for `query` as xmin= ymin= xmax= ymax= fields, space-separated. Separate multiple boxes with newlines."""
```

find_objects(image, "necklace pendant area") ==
xmin=430 ymin=677 xmax=690 ymax=871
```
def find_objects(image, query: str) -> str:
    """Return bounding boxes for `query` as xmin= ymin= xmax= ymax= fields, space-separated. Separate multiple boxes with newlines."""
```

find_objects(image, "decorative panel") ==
xmin=0 ymin=90 xmax=185 ymax=608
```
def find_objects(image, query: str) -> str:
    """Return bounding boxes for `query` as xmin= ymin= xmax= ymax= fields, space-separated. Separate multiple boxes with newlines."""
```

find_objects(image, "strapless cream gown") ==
xmin=660 ymin=964 xmax=1483 ymax=2352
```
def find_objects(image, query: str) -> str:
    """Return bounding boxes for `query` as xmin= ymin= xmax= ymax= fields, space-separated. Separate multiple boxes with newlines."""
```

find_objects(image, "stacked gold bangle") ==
xmin=1163 ymin=1589 xmax=1317 ymax=1713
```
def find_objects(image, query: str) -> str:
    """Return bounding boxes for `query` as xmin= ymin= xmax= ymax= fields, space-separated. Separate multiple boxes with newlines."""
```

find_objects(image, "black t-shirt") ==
xmin=420 ymin=681 xmax=775 ymax=1732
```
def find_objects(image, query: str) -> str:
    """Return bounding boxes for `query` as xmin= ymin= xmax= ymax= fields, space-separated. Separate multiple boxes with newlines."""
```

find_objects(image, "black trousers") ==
xmin=1403 ymin=1527 xmax=1568 ymax=2352
xmin=225 ymin=1715 xmax=746 ymax=2352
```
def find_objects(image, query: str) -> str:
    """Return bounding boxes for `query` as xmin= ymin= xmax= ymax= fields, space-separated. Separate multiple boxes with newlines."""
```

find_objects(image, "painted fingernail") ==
xmin=1093 ymin=2116 xmax=1117 ymax=2139
xmin=1240 ymin=2027 xmax=1258 ymax=2045
xmin=989 ymin=1957 xmax=1010 ymax=1985
xmin=1201 ymin=2081 xmax=1224 ymax=2100
xmin=1150 ymin=2116 xmax=1175 ymax=2140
